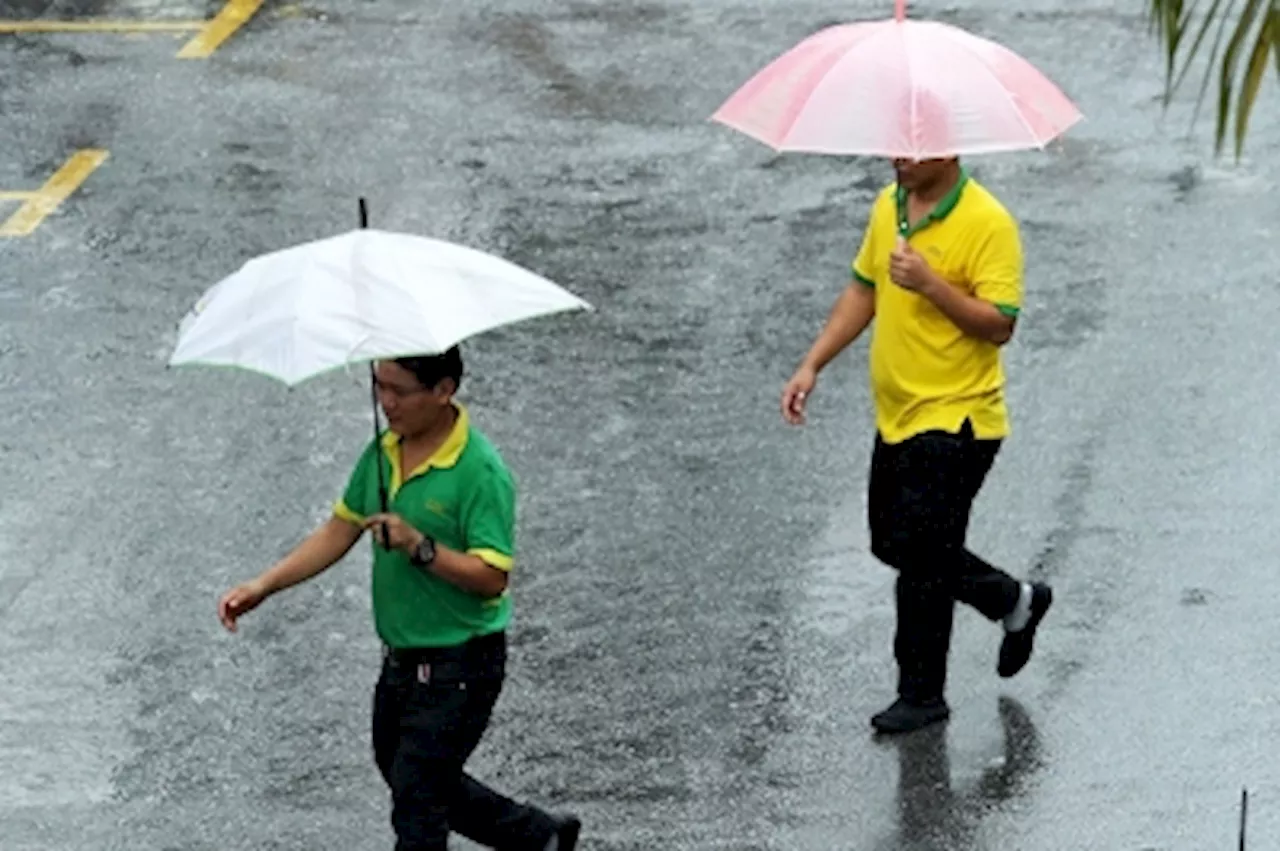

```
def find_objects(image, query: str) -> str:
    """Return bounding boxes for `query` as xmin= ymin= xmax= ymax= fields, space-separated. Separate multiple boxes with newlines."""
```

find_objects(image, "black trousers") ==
xmin=868 ymin=420 xmax=1023 ymax=703
xmin=372 ymin=631 xmax=558 ymax=850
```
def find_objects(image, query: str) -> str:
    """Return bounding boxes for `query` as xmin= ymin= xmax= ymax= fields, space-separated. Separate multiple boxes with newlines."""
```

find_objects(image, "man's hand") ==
xmin=364 ymin=513 xmax=424 ymax=553
xmin=888 ymin=240 xmax=939 ymax=295
xmin=218 ymin=578 xmax=270 ymax=632
xmin=215 ymin=517 xmax=363 ymax=636
xmin=890 ymin=238 xmax=1016 ymax=345
xmin=365 ymin=513 xmax=507 ymax=597
xmin=781 ymin=365 xmax=818 ymax=425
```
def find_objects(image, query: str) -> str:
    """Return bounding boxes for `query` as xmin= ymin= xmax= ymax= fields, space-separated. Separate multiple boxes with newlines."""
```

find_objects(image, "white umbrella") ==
xmin=168 ymin=199 xmax=591 ymax=534
xmin=170 ymin=222 xmax=590 ymax=385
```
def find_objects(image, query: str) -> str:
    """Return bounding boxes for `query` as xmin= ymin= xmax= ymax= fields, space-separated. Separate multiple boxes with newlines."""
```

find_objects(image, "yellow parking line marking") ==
xmin=0 ymin=19 xmax=203 ymax=33
xmin=0 ymin=150 xmax=108 ymax=238
xmin=176 ymin=0 xmax=263 ymax=58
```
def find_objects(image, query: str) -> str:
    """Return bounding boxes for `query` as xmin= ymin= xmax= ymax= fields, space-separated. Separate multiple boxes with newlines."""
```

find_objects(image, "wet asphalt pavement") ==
xmin=2 ymin=0 xmax=1280 ymax=848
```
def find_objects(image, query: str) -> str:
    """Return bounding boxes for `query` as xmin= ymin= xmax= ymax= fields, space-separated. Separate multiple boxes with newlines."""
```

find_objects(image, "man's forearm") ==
xmin=802 ymin=281 xmax=876 ymax=371
xmin=260 ymin=518 xmax=361 ymax=595
xmin=920 ymin=273 xmax=1014 ymax=345
xmin=425 ymin=544 xmax=509 ymax=598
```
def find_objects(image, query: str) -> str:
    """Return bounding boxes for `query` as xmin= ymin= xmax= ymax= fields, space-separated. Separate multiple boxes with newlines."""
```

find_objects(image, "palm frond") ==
xmin=1147 ymin=0 xmax=1279 ymax=158
xmin=1233 ymin=4 xmax=1276 ymax=153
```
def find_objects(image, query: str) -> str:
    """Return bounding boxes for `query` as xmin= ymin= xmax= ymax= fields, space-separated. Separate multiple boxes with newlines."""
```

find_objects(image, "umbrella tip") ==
xmin=359 ymin=197 xmax=369 ymax=229
xmin=894 ymin=0 xmax=906 ymax=20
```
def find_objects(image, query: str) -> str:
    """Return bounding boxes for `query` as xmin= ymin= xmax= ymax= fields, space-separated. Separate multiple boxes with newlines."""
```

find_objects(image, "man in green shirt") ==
xmin=217 ymin=347 xmax=581 ymax=851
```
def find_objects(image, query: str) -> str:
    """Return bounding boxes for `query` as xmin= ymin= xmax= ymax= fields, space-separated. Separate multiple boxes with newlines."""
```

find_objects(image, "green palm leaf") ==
xmin=1147 ymin=0 xmax=1279 ymax=158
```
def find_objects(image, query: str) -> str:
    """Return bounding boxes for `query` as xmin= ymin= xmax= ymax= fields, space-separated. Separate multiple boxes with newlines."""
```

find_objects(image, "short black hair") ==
xmin=395 ymin=346 xmax=463 ymax=391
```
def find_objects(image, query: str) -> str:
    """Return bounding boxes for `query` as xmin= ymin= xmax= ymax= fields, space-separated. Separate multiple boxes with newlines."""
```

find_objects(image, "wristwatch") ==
xmin=409 ymin=534 xmax=437 ymax=568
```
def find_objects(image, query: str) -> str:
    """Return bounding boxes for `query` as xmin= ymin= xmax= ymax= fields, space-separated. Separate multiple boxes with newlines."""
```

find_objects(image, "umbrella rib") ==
xmin=901 ymin=24 xmax=919 ymax=153
xmin=349 ymin=233 xmax=382 ymax=362
xmin=781 ymin=25 xmax=893 ymax=151
xmin=956 ymin=42 xmax=1049 ymax=148
xmin=316 ymin=251 xmax=372 ymax=362
xmin=241 ymin=257 xmax=263 ymax=375
xmin=780 ymin=28 xmax=878 ymax=149
xmin=394 ymin=245 xmax=437 ymax=353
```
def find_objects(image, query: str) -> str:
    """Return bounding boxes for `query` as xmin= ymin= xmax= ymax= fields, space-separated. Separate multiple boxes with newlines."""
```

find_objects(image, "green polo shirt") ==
xmin=333 ymin=404 xmax=515 ymax=649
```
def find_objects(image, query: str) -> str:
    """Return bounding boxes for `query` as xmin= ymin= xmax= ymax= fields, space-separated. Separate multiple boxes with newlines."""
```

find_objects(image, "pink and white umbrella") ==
xmin=711 ymin=0 xmax=1083 ymax=159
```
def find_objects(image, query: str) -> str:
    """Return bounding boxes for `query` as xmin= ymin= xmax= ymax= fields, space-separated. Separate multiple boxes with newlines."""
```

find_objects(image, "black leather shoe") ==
xmin=998 ymin=582 xmax=1053 ymax=678
xmin=547 ymin=815 xmax=581 ymax=851
xmin=871 ymin=697 xmax=950 ymax=734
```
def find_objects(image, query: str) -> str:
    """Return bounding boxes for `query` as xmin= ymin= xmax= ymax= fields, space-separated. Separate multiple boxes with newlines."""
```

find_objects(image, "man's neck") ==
xmin=911 ymin=164 xmax=962 ymax=204
xmin=401 ymin=405 xmax=458 ymax=454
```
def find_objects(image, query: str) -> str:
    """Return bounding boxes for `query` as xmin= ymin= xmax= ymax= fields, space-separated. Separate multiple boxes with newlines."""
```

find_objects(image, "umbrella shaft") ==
xmin=369 ymin=361 xmax=391 ymax=548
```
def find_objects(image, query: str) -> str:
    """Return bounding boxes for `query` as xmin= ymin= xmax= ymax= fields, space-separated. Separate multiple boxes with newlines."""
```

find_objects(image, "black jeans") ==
xmin=372 ymin=631 xmax=558 ymax=850
xmin=868 ymin=420 xmax=1023 ymax=703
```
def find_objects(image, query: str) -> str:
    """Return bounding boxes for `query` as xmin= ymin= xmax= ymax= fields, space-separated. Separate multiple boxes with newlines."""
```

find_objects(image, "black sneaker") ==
xmin=871 ymin=697 xmax=950 ymax=734
xmin=998 ymin=582 xmax=1053 ymax=678
xmin=546 ymin=815 xmax=581 ymax=851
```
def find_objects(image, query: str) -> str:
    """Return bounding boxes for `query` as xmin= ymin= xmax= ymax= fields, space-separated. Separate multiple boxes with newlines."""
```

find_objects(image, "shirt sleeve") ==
xmin=851 ymin=188 xmax=892 ymax=288
xmin=972 ymin=216 xmax=1024 ymax=317
xmin=460 ymin=463 xmax=517 ymax=571
xmin=851 ymin=222 xmax=877 ymax=289
xmin=333 ymin=439 xmax=379 ymax=527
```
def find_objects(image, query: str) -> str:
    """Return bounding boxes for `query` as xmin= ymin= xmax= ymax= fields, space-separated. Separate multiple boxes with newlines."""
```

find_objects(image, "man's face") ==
xmin=373 ymin=361 xmax=453 ymax=438
xmin=891 ymin=157 xmax=955 ymax=192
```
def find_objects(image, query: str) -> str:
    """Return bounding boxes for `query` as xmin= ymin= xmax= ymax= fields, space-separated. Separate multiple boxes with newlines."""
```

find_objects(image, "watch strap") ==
xmin=410 ymin=535 xmax=436 ymax=567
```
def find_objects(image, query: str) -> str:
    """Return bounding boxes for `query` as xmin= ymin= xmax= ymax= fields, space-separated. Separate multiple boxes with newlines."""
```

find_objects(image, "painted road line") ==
xmin=0 ymin=191 xmax=37 ymax=201
xmin=0 ymin=19 xmax=203 ymax=33
xmin=176 ymin=0 xmax=263 ymax=58
xmin=0 ymin=150 xmax=109 ymax=238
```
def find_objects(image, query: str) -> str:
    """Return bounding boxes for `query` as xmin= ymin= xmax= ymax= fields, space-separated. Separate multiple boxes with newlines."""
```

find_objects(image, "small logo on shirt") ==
xmin=425 ymin=499 xmax=448 ymax=516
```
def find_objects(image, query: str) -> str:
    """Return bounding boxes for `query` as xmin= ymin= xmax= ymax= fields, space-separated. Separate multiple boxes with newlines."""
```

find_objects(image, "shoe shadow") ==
xmin=876 ymin=696 xmax=1044 ymax=850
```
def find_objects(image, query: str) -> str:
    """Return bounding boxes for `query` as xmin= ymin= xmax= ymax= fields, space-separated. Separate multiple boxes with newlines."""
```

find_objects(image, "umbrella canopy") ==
xmin=711 ymin=0 xmax=1083 ymax=158
xmin=169 ymin=227 xmax=591 ymax=386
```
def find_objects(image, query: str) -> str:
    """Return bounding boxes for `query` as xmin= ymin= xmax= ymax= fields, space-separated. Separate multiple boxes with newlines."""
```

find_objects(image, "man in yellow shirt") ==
xmin=781 ymin=156 xmax=1053 ymax=735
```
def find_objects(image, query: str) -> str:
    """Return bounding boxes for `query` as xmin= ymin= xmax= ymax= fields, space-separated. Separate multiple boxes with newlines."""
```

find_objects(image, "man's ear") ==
xmin=434 ymin=377 xmax=459 ymax=400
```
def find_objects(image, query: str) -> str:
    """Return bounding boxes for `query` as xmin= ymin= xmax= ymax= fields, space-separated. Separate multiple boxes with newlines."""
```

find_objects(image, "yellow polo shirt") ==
xmin=851 ymin=169 xmax=1023 ymax=445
